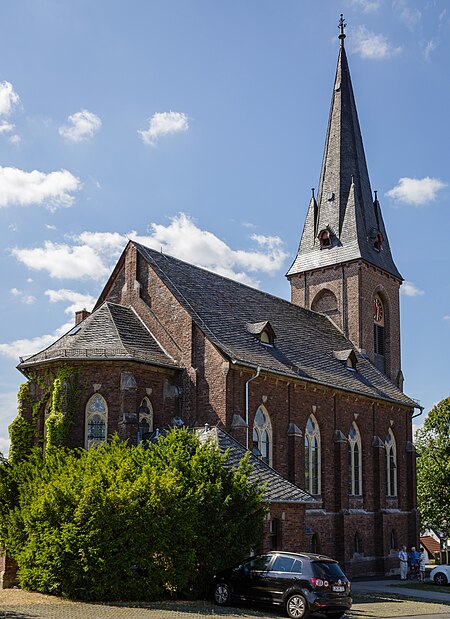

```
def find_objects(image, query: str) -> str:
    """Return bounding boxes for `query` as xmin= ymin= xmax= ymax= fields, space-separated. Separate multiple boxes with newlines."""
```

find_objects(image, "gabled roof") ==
xmin=18 ymin=302 xmax=178 ymax=370
xmin=197 ymin=425 xmax=316 ymax=504
xmin=287 ymin=34 xmax=401 ymax=280
xmin=420 ymin=535 xmax=440 ymax=557
xmin=135 ymin=242 xmax=417 ymax=409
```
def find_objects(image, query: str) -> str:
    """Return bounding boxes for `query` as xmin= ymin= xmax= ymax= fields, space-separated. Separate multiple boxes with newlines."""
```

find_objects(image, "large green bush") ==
xmin=2 ymin=430 xmax=265 ymax=601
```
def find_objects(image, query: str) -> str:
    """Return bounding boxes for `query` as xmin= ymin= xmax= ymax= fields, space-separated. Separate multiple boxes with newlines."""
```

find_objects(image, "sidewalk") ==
xmin=352 ymin=577 xmax=450 ymax=603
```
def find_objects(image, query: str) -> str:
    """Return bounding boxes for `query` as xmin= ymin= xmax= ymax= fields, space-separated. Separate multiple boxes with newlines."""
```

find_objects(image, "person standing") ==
xmin=409 ymin=546 xmax=420 ymax=579
xmin=419 ymin=547 xmax=427 ymax=581
xmin=399 ymin=545 xmax=408 ymax=580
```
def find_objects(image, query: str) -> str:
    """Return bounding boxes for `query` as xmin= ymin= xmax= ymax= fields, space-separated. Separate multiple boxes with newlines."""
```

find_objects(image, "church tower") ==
xmin=287 ymin=16 xmax=403 ymax=388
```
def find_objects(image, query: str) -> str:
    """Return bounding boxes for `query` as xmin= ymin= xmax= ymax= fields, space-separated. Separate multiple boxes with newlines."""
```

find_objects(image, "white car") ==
xmin=430 ymin=564 xmax=450 ymax=586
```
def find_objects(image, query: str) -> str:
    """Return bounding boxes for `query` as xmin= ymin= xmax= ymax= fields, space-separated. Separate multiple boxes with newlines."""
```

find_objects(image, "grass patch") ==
xmin=390 ymin=581 xmax=450 ymax=595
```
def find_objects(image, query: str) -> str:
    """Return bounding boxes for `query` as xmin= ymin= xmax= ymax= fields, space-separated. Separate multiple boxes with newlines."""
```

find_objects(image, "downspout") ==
xmin=245 ymin=366 xmax=261 ymax=449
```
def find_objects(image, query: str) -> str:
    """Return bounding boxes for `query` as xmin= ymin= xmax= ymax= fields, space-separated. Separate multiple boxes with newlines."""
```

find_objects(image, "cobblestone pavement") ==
xmin=1 ymin=589 xmax=450 ymax=619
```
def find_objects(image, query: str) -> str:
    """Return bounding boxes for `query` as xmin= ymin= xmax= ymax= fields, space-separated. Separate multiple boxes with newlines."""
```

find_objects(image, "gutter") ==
xmin=245 ymin=365 xmax=260 ymax=449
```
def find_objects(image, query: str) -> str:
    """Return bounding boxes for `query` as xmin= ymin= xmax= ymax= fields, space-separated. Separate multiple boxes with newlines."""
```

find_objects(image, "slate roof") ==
xmin=287 ymin=39 xmax=402 ymax=280
xmin=134 ymin=242 xmax=418 ymax=409
xmin=18 ymin=302 xmax=177 ymax=370
xmin=197 ymin=425 xmax=316 ymax=504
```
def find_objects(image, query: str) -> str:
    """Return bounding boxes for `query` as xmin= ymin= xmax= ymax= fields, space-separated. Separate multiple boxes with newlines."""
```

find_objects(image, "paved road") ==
xmin=1 ymin=583 xmax=450 ymax=619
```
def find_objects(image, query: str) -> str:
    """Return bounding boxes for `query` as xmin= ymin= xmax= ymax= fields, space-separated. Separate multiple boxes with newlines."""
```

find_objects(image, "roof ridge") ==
xmin=133 ymin=241 xmax=328 ymax=323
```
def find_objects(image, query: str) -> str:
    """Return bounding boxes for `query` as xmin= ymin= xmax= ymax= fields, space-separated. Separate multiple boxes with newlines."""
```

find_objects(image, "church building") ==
xmin=13 ymin=18 xmax=420 ymax=577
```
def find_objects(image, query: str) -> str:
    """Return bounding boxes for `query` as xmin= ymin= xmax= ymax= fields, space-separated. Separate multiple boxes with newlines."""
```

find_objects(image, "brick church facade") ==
xmin=13 ymin=19 xmax=420 ymax=578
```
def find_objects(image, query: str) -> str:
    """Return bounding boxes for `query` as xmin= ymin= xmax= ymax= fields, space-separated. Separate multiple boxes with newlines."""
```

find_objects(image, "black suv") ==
xmin=213 ymin=551 xmax=351 ymax=618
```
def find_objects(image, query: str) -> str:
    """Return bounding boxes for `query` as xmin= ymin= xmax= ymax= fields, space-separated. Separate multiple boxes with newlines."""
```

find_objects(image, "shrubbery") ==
xmin=0 ymin=429 xmax=265 ymax=601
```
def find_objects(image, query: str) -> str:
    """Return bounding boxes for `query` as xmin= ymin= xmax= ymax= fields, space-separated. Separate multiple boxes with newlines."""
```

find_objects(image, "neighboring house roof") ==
xmin=134 ymin=242 xmax=418 ymax=409
xmin=420 ymin=536 xmax=441 ymax=557
xmin=287 ymin=41 xmax=401 ymax=280
xmin=197 ymin=425 xmax=316 ymax=504
xmin=18 ymin=302 xmax=178 ymax=370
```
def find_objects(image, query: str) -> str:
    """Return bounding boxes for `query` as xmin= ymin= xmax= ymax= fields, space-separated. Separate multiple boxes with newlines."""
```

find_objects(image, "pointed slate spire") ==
xmin=287 ymin=17 xmax=402 ymax=280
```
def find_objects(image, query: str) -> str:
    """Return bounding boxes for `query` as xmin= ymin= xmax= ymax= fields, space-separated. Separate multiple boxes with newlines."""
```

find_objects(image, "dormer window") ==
xmin=369 ymin=228 xmax=383 ymax=252
xmin=246 ymin=321 xmax=276 ymax=347
xmin=374 ymin=232 xmax=383 ymax=252
xmin=318 ymin=229 xmax=332 ymax=249
xmin=333 ymin=349 xmax=357 ymax=371
xmin=260 ymin=330 xmax=272 ymax=346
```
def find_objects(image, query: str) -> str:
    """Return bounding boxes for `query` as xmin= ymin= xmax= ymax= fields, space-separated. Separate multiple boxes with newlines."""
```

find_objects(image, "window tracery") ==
xmin=304 ymin=415 xmax=321 ymax=495
xmin=85 ymin=394 xmax=108 ymax=450
xmin=252 ymin=406 xmax=272 ymax=466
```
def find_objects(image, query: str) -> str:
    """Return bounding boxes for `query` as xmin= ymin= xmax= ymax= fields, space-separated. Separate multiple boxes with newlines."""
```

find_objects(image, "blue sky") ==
xmin=0 ymin=0 xmax=449 ymax=455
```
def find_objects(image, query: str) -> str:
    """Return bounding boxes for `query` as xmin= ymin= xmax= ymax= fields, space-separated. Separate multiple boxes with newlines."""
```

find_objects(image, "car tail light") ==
xmin=310 ymin=577 xmax=324 ymax=588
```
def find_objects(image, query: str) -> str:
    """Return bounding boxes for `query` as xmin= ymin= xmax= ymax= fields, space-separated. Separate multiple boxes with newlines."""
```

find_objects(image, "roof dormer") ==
xmin=247 ymin=320 xmax=276 ymax=347
xmin=333 ymin=349 xmax=358 ymax=371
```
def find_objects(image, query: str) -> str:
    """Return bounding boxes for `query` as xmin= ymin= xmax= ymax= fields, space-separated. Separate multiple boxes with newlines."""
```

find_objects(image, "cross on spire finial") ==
xmin=339 ymin=14 xmax=346 ymax=46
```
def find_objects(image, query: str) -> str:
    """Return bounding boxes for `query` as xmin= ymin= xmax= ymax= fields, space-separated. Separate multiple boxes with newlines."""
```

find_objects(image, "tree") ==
xmin=1 ymin=429 xmax=265 ymax=601
xmin=416 ymin=397 xmax=450 ymax=538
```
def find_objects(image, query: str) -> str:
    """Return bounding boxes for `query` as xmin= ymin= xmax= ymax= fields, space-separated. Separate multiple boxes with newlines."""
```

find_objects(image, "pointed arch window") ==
xmin=311 ymin=533 xmax=319 ymax=554
xmin=390 ymin=529 xmax=397 ymax=551
xmin=354 ymin=532 xmax=363 ymax=554
xmin=252 ymin=406 xmax=272 ymax=466
xmin=85 ymin=394 xmax=108 ymax=450
xmin=373 ymin=294 xmax=385 ymax=372
xmin=374 ymin=232 xmax=383 ymax=252
xmin=304 ymin=415 xmax=321 ymax=495
xmin=348 ymin=423 xmax=362 ymax=496
xmin=385 ymin=429 xmax=397 ymax=497
xmin=318 ymin=229 xmax=332 ymax=249
xmin=138 ymin=397 xmax=154 ymax=442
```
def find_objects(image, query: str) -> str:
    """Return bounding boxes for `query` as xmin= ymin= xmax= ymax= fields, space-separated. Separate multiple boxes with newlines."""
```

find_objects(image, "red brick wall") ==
xmin=24 ymin=361 xmax=179 ymax=449
xmin=289 ymin=260 xmax=401 ymax=384
xmin=225 ymin=366 xmax=417 ymax=574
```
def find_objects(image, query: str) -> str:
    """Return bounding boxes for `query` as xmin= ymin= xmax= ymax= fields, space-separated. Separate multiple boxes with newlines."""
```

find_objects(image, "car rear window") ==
xmin=312 ymin=561 xmax=346 ymax=579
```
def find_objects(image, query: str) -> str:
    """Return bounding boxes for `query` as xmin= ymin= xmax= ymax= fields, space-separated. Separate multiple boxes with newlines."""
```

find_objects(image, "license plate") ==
xmin=332 ymin=585 xmax=345 ymax=592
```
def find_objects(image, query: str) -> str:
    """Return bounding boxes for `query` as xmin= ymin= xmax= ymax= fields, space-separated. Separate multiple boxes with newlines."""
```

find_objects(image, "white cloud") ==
xmin=348 ymin=0 xmax=381 ymax=13
xmin=10 ymin=288 xmax=37 ymax=304
xmin=385 ymin=177 xmax=447 ymax=206
xmin=424 ymin=39 xmax=437 ymax=61
xmin=12 ymin=241 xmax=110 ymax=280
xmin=139 ymin=111 xmax=189 ymax=146
xmin=9 ymin=134 xmax=21 ymax=146
xmin=0 ymin=121 xmax=14 ymax=134
xmin=11 ymin=213 xmax=288 ymax=287
xmin=45 ymin=288 xmax=96 ymax=316
xmin=45 ymin=224 xmax=57 ymax=230
xmin=444 ymin=315 xmax=450 ymax=321
xmin=0 ymin=81 xmax=20 ymax=116
xmin=393 ymin=0 xmax=421 ymax=30
xmin=401 ymin=281 xmax=424 ymax=297
xmin=351 ymin=26 xmax=401 ymax=59
xmin=59 ymin=109 xmax=102 ymax=142
xmin=0 ymin=166 xmax=80 ymax=210
xmin=0 ymin=320 xmax=72 ymax=360
xmin=130 ymin=214 xmax=288 ymax=285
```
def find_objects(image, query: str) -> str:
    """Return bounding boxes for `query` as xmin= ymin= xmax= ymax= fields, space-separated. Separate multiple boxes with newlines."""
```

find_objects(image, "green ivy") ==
xmin=9 ymin=367 xmax=79 ymax=461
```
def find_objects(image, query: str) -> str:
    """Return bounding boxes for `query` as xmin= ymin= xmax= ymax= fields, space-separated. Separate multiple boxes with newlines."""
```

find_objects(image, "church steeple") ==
xmin=287 ymin=16 xmax=401 ymax=280
xmin=287 ymin=17 xmax=403 ymax=387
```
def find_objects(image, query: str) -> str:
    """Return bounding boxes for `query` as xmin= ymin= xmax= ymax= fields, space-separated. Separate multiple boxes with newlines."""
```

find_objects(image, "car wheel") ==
xmin=214 ymin=582 xmax=231 ymax=606
xmin=286 ymin=593 xmax=309 ymax=618
xmin=434 ymin=572 xmax=448 ymax=586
